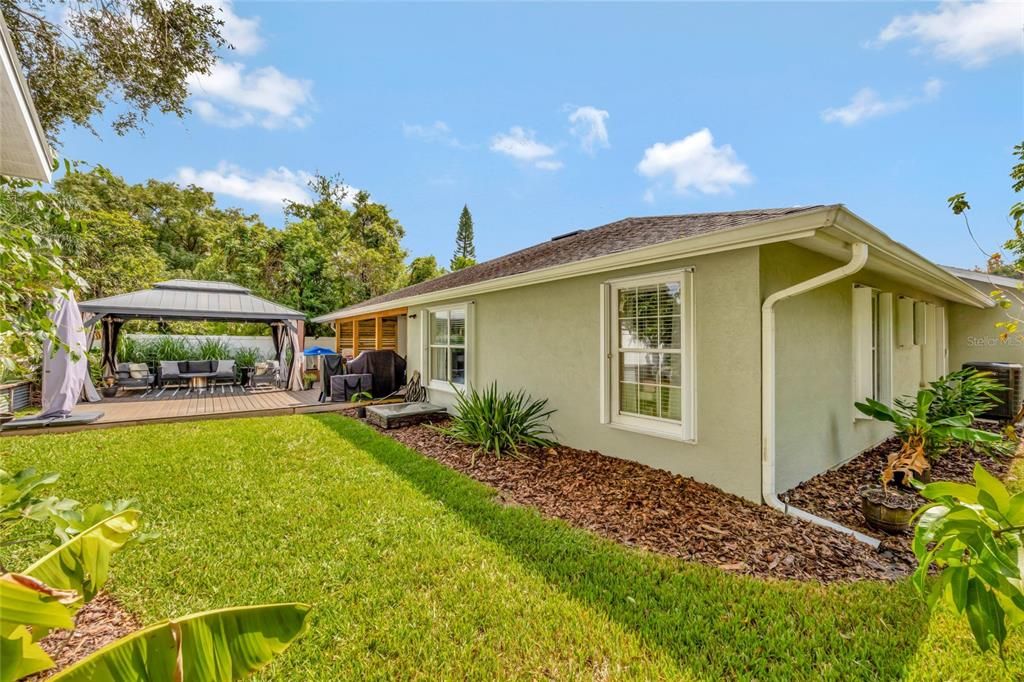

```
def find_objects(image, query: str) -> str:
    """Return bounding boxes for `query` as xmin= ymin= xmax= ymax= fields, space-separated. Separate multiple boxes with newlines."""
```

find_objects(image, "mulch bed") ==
xmin=30 ymin=592 xmax=139 ymax=679
xmin=782 ymin=425 xmax=1023 ymax=558
xmin=380 ymin=420 xmax=914 ymax=583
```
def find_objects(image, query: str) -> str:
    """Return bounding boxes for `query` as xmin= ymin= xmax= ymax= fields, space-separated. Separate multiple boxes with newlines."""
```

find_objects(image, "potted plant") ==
xmin=101 ymin=377 xmax=118 ymax=398
xmin=351 ymin=390 xmax=373 ymax=418
xmin=859 ymin=481 xmax=919 ymax=534
xmin=302 ymin=370 xmax=318 ymax=391
xmin=854 ymin=388 xmax=1003 ymax=533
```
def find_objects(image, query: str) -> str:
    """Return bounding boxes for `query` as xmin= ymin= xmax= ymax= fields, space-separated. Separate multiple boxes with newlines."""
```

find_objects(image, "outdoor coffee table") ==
xmin=180 ymin=373 xmax=213 ymax=392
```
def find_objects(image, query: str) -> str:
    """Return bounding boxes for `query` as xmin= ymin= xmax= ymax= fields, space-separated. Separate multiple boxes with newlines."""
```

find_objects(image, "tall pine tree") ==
xmin=451 ymin=205 xmax=477 ymax=270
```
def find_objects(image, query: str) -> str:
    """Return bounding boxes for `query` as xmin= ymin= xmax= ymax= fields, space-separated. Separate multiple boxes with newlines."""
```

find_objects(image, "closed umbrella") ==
xmin=39 ymin=292 xmax=88 ymax=418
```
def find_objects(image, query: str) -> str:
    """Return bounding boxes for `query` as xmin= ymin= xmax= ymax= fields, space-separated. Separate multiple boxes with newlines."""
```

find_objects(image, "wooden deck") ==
xmin=1 ymin=386 xmax=352 ymax=437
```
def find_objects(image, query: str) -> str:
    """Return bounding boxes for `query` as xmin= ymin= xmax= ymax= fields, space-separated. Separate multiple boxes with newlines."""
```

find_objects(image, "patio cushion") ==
xmin=160 ymin=361 xmax=181 ymax=377
xmin=186 ymin=360 xmax=214 ymax=374
xmin=128 ymin=363 xmax=149 ymax=379
xmin=215 ymin=359 xmax=235 ymax=377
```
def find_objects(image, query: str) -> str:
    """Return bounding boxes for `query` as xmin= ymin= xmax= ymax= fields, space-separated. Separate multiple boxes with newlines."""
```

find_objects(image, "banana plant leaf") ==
xmin=51 ymin=603 xmax=311 ymax=682
xmin=0 ymin=573 xmax=77 ymax=682
xmin=24 ymin=510 xmax=140 ymax=603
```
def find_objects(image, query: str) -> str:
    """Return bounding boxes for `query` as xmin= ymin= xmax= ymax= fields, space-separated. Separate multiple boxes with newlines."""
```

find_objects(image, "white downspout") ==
xmin=761 ymin=241 xmax=880 ymax=548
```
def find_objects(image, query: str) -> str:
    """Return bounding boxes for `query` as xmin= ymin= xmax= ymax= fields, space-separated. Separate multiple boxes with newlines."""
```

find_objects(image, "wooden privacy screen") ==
xmin=334 ymin=311 xmax=403 ymax=357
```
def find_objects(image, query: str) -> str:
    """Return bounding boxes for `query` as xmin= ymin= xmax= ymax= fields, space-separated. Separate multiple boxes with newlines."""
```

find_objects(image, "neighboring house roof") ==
xmin=0 ymin=15 xmax=53 ymax=182
xmin=314 ymin=206 xmax=827 ymax=322
xmin=314 ymin=204 xmax=992 ymax=322
xmin=80 ymin=280 xmax=305 ymax=321
xmin=943 ymin=265 xmax=1024 ymax=290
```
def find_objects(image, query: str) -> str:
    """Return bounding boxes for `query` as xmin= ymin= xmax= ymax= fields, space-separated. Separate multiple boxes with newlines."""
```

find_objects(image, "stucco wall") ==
xmin=406 ymin=249 xmax=766 ymax=501
xmin=760 ymin=243 xmax=960 ymax=492
xmin=948 ymin=279 xmax=1024 ymax=369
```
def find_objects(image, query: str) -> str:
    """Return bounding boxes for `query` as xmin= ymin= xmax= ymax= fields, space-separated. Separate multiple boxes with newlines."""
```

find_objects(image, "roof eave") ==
xmin=312 ymin=206 xmax=838 ymax=322
xmin=825 ymin=208 xmax=995 ymax=308
xmin=0 ymin=16 xmax=53 ymax=182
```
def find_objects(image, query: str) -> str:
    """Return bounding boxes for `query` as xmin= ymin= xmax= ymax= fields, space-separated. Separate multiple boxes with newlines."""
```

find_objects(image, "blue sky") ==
xmin=58 ymin=1 xmax=1023 ymax=269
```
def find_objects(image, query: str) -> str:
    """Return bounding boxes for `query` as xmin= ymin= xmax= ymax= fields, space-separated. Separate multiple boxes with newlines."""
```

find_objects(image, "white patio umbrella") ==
xmin=39 ymin=291 xmax=89 ymax=418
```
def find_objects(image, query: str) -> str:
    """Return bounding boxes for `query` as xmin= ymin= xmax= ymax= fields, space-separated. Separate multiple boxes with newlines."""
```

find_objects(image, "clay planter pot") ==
xmin=860 ymin=486 xmax=919 ymax=534
xmin=101 ymin=386 xmax=118 ymax=398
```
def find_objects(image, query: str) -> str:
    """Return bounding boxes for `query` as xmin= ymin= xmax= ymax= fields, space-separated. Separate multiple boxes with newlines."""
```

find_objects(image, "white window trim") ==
xmin=600 ymin=268 xmax=696 ymax=443
xmin=853 ymin=285 xmax=893 ymax=419
xmin=422 ymin=303 xmax=472 ymax=393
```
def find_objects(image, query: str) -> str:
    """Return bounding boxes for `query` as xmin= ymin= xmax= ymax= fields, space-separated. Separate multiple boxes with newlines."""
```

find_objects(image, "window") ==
xmin=853 ymin=285 xmax=892 ymax=411
xmin=427 ymin=305 xmax=467 ymax=388
xmin=603 ymin=269 xmax=695 ymax=441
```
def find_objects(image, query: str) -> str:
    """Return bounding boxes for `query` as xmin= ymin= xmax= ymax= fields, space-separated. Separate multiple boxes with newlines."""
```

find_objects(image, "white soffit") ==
xmin=0 ymin=16 xmax=52 ymax=182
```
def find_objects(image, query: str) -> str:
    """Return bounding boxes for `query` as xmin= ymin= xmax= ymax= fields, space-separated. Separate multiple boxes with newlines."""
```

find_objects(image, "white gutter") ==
xmin=761 ymin=240 xmax=881 ymax=548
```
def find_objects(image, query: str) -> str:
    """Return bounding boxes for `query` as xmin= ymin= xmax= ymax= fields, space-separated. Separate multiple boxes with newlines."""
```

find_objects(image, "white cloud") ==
xmin=198 ymin=0 xmax=264 ymax=55
xmin=534 ymin=160 xmax=564 ymax=171
xmin=176 ymin=162 xmax=314 ymax=207
xmin=402 ymin=120 xmax=463 ymax=147
xmin=636 ymin=128 xmax=752 ymax=196
xmin=821 ymin=78 xmax=944 ymax=126
xmin=490 ymin=126 xmax=562 ymax=170
xmin=874 ymin=0 xmax=1023 ymax=67
xmin=567 ymin=105 xmax=610 ymax=154
xmin=189 ymin=62 xmax=313 ymax=129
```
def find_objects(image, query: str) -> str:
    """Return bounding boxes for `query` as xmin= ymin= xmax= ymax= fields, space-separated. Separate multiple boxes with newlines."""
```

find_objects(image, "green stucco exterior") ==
xmin=398 ymin=241 xmax=1006 ymax=502
xmin=407 ymin=248 xmax=766 ymax=501
xmin=948 ymin=279 xmax=1024 ymax=369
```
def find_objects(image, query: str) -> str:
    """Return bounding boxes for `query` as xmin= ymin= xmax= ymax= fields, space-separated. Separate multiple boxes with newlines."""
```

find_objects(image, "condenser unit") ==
xmin=962 ymin=362 xmax=1023 ymax=422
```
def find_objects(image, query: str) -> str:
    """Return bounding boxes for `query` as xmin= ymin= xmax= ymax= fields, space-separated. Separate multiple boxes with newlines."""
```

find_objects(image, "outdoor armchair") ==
xmin=115 ymin=362 xmax=155 ymax=391
xmin=250 ymin=360 xmax=281 ymax=389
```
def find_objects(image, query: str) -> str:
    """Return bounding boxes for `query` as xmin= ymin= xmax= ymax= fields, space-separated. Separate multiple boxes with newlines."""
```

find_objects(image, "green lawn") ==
xmin=1 ymin=414 xmax=1021 ymax=680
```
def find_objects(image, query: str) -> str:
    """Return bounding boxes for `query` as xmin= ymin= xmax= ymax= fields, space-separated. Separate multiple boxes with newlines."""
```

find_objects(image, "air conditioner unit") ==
xmin=962 ymin=362 xmax=1023 ymax=422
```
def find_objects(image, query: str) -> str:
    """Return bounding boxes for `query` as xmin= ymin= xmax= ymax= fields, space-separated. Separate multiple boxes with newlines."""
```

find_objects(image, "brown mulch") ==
xmin=380 ymin=420 xmax=913 ymax=583
xmin=783 ymin=426 xmax=1022 ymax=557
xmin=29 ymin=592 xmax=140 ymax=679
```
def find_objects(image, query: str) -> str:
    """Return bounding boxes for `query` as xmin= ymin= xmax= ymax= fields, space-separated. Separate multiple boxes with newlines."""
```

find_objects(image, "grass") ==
xmin=1 ymin=414 xmax=1021 ymax=680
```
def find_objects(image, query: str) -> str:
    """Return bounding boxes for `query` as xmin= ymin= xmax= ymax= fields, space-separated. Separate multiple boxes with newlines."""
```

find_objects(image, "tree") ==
xmin=451 ymin=204 xmax=476 ymax=270
xmin=56 ymin=165 xmax=244 ymax=277
xmin=948 ymin=140 xmax=1024 ymax=338
xmin=407 ymin=255 xmax=445 ymax=286
xmin=0 ymin=176 xmax=84 ymax=377
xmin=1 ymin=0 xmax=225 ymax=141
xmin=63 ymin=210 xmax=164 ymax=299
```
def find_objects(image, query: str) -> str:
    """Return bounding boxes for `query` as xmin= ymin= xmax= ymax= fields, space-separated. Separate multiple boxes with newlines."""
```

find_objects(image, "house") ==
xmin=944 ymin=265 xmax=1024 ymax=369
xmin=314 ymin=205 xmax=1018 ymax=523
xmin=0 ymin=14 xmax=52 ymax=181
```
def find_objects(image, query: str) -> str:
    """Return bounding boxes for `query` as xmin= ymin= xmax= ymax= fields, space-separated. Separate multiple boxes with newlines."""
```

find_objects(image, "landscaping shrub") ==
xmin=193 ymin=338 xmax=233 ymax=360
xmin=142 ymin=336 xmax=192 ymax=362
xmin=116 ymin=335 xmax=150 ymax=364
xmin=232 ymin=347 xmax=263 ymax=367
xmin=909 ymin=367 xmax=1004 ymax=422
xmin=914 ymin=464 xmax=1024 ymax=659
xmin=437 ymin=382 xmax=556 ymax=462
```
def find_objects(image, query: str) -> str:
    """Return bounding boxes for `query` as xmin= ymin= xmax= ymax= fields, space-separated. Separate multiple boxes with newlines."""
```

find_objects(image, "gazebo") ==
xmin=79 ymin=280 xmax=307 ymax=391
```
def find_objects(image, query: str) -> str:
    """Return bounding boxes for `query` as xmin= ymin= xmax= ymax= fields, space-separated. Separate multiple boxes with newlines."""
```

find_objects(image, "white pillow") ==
xmin=128 ymin=363 xmax=149 ymax=379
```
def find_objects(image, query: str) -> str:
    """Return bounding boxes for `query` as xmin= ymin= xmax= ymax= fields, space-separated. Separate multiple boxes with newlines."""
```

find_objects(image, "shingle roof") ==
xmin=943 ymin=265 xmax=1023 ymax=290
xmin=80 ymin=280 xmax=305 ymax=321
xmin=316 ymin=206 xmax=828 ymax=321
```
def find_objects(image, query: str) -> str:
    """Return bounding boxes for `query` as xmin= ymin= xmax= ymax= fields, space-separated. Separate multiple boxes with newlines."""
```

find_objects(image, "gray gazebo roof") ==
xmin=79 ymin=280 xmax=305 ymax=322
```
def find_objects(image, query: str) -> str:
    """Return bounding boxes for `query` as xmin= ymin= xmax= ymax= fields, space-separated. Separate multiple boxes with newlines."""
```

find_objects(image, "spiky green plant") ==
xmin=232 ymin=347 xmax=264 ymax=368
xmin=436 ymin=382 xmax=556 ymax=464
xmin=143 ymin=336 xmax=193 ymax=362
xmin=193 ymin=338 xmax=233 ymax=360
